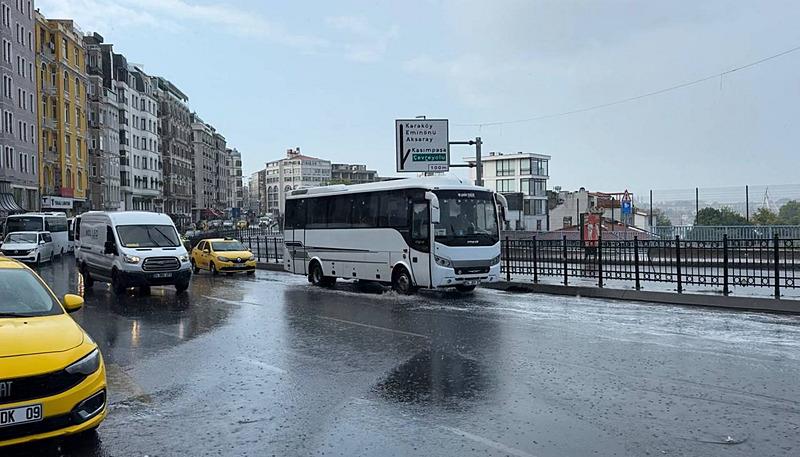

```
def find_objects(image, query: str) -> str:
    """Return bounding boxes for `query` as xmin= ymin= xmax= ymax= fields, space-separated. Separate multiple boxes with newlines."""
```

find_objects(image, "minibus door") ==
xmin=409 ymin=201 xmax=432 ymax=288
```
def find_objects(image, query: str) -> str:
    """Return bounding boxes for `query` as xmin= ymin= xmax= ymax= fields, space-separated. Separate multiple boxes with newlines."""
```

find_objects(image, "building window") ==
xmin=531 ymin=159 xmax=548 ymax=176
xmin=496 ymin=160 xmax=515 ymax=177
xmin=496 ymin=179 xmax=515 ymax=192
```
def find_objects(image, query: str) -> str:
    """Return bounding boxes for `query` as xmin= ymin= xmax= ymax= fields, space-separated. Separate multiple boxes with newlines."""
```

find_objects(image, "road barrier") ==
xmin=502 ymin=234 xmax=799 ymax=299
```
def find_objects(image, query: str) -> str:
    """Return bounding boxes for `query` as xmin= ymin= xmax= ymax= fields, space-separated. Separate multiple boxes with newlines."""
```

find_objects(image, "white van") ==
xmin=77 ymin=211 xmax=192 ymax=294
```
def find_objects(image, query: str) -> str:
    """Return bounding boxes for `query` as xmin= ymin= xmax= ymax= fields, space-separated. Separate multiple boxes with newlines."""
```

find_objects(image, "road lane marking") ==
xmin=317 ymin=316 xmax=429 ymax=339
xmin=235 ymin=356 xmax=287 ymax=374
xmin=441 ymin=426 xmax=538 ymax=457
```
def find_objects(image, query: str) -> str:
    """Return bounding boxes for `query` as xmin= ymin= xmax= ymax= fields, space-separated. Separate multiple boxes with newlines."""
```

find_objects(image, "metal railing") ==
xmin=502 ymin=234 xmax=799 ymax=299
xmin=186 ymin=228 xmax=284 ymax=264
xmin=651 ymin=225 xmax=800 ymax=240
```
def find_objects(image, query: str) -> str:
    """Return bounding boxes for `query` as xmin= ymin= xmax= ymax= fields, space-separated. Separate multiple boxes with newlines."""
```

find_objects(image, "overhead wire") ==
xmin=454 ymin=43 xmax=800 ymax=128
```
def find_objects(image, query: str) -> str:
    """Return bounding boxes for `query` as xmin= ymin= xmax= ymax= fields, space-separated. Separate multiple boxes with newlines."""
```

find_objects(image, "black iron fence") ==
xmin=502 ymin=235 xmax=799 ymax=299
xmin=185 ymin=228 xmax=285 ymax=264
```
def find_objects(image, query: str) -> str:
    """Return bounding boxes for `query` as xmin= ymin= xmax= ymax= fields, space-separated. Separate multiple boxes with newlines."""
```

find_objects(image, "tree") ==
xmin=752 ymin=207 xmax=779 ymax=225
xmin=694 ymin=207 xmax=748 ymax=226
xmin=777 ymin=200 xmax=800 ymax=225
xmin=650 ymin=208 xmax=672 ymax=227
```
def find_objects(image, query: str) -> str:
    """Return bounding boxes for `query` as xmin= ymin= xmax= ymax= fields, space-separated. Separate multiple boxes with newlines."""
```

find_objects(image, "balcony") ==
xmin=42 ymin=117 xmax=58 ymax=131
xmin=40 ymin=43 xmax=56 ymax=62
xmin=41 ymin=84 xmax=57 ymax=97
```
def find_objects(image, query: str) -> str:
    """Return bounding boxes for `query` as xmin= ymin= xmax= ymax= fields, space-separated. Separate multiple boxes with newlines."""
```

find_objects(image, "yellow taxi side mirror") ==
xmin=63 ymin=294 xmax=84 ymax=313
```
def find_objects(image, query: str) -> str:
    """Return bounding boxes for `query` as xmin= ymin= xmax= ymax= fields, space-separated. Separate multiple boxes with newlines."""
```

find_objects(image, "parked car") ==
xmin=77 ymin=211 xmax=192 ymax=294
xmin=1 ymin=232 xmax=55 ymax=265
xmin=0 ymin=257 xmax=107 ymax=447
xmin=191 ymin=238 xmax=256 ymax=275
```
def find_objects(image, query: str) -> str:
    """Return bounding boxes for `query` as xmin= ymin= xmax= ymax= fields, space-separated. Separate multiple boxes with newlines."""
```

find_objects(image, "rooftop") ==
xmin=464 ymin=151 xmax=550 ymax=162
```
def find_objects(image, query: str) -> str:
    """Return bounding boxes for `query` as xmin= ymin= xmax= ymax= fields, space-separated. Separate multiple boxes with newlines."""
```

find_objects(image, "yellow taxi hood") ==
xmin=217 ymin=251 xmax=253 ymax=259
xmin=0 ymin=314 xmax=85 ymax=358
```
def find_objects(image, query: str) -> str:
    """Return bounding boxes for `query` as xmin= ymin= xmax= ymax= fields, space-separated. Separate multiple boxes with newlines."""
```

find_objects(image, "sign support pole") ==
xmin=448 ymin=137 xmax=483 ymax=186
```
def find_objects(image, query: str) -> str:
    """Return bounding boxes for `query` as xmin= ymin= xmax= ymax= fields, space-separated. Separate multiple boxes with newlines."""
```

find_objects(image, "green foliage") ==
xmin=694 ymin=207 xmax=748 ymax=226
xmin=752 ymin=207 xmax=779 ymax=225
xmin=651 ymin=208 xmax=672 ymax=227
xmin=777 ymin=200 xmax=800 ymax=225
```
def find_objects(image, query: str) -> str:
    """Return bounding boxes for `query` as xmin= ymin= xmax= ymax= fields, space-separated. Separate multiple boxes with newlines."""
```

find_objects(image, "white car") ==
xmin=1 ymin=231 xmax=55 ymax=265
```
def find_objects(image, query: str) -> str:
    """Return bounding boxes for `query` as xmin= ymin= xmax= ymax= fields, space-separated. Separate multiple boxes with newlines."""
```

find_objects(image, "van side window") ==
xmin=106 ymin=226 xmax=116 ymax=249
xmin=43 ymin=233 xmax=52 ymax=243
xmin=74 ymin=218 xmax=81 ymax=240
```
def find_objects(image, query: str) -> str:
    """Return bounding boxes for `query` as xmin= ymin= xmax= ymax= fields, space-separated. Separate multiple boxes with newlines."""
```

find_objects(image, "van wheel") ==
xmin=210 ymin=262 xmax=219 ymax=276
xmin=175 ymin=281 xmax=190 ymax=294
xmin=111 ymin=270 xmax=126 ymax=295
xmin=191 ymin=259 xmax=199 ymax=274
xmin=82 ymin=264 xmax=95 ymax=288
xmin=392 ymin=267 xmax=415 ymax=295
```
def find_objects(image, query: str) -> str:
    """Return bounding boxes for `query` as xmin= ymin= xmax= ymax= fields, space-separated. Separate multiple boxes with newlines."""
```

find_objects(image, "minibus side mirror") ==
xmin=425 ymin=191 xmax=440 ymax=224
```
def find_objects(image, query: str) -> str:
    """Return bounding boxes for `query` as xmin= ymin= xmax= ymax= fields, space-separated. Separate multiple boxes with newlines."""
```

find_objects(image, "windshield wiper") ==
xmin=151 ymin=226 xmax=178 ymax=247
xmin=0 ymin=312 xmax=39 ymax=318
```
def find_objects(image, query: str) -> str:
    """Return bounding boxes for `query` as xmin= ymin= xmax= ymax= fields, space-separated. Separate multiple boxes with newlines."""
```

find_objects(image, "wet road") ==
xmin=7 ymin=257 xmax=800 ymax=456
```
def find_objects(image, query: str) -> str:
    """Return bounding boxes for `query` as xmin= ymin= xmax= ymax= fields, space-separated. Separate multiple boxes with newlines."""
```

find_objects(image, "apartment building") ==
xmin=467 ymin=152 xmax=550 ymax=231
xmin=212 ymin=131 xmax=228 ymax=214
xmin=330 ymin=162 xmax=378 ymax=185
xmin=157 ymin=76 xmax=192 ymax=225
xmin=0 ymin=0 xmax=37 ymax=212
xmin=228 ymin=147 xmax=243 ymax=212
xmin=190 ymin=113 xmax=215 ymax=220
xmin=113 ymin=54 xmax=161 ymax=211
xmin=83 ymin=32 xmax=120 ymax=211
xmin=248 ymin=168 xmax=266 ymax=216
xmin=264 ymin=147 xmax=331 ymax=216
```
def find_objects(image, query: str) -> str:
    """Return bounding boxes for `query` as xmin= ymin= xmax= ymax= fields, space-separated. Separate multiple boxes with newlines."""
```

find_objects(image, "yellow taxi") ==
xmin=0 ymin=257 xmax=107 ymax=448
xmin=190 ymin=238 xmax=256 ymax=276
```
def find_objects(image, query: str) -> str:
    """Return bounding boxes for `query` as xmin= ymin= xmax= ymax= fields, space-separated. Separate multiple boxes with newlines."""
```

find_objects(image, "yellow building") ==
xmin=35 ymin=12 xmax=89 ymax=214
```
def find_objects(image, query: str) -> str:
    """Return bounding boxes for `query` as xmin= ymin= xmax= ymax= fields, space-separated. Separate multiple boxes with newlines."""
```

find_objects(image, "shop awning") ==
xmin=0 ymin=193 xmax=24 ymax=213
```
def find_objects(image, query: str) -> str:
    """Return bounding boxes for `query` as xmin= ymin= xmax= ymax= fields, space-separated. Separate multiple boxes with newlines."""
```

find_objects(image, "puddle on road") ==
xmin=374 ymin=349 xmax=487 ymax=407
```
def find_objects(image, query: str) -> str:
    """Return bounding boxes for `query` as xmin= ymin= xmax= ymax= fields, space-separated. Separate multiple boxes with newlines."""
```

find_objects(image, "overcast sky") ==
xmin=39 ymin=0 xmax=800 ymax=194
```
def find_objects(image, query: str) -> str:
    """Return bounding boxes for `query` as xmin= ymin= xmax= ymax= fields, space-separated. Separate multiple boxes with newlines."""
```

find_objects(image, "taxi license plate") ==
xmin=0 ymin=404 xmax=43 ymax=428
xmin=151 ymin=272 xmax=172 ymax=279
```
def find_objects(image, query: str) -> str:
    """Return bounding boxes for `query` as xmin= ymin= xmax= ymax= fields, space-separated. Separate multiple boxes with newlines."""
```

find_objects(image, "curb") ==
xmin=256 ymin=262 xmax=286 ymax=272
xmin=483 ymin=282 xmax=799 ymax=314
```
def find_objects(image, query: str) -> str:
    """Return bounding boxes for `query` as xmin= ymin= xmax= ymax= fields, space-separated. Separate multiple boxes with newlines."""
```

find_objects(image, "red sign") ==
xmin=59 ymin=187 xmax=74 ymax=198
xmin=584 ymin=213 xmax=601 ymax=246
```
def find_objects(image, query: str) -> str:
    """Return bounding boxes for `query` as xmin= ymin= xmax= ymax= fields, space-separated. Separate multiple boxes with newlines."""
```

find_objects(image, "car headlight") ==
xmin=65 ymin=349 xmax=101 ymax=375
xmin=491 ymin=255 xmax=501 ymax=265
xmin=434 ymin=255 xmax=452 ymax=267
xmin=218 ymin=256 xmax=231 ymax=262
xmin=179 ymin=254 xmax=189 ymax=262
xmin=248 ymin=255 xmax=255 ymax=261
xmin=123 ymin=254 xmax=141 ymax=264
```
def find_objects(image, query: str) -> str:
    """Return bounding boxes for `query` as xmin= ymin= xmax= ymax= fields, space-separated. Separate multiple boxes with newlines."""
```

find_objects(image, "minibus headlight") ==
xmin=65 ymin=349 xmax=101 ymax=375
xmin=491 ymin=255 xmax=501 ymax=265
xmin=434 ymin=255 xmax=452 ymax=267
xmin=218 ymin=256 xmax=231 ymax=262
xmin=123 ymin=254 xmax=141 ymax=264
